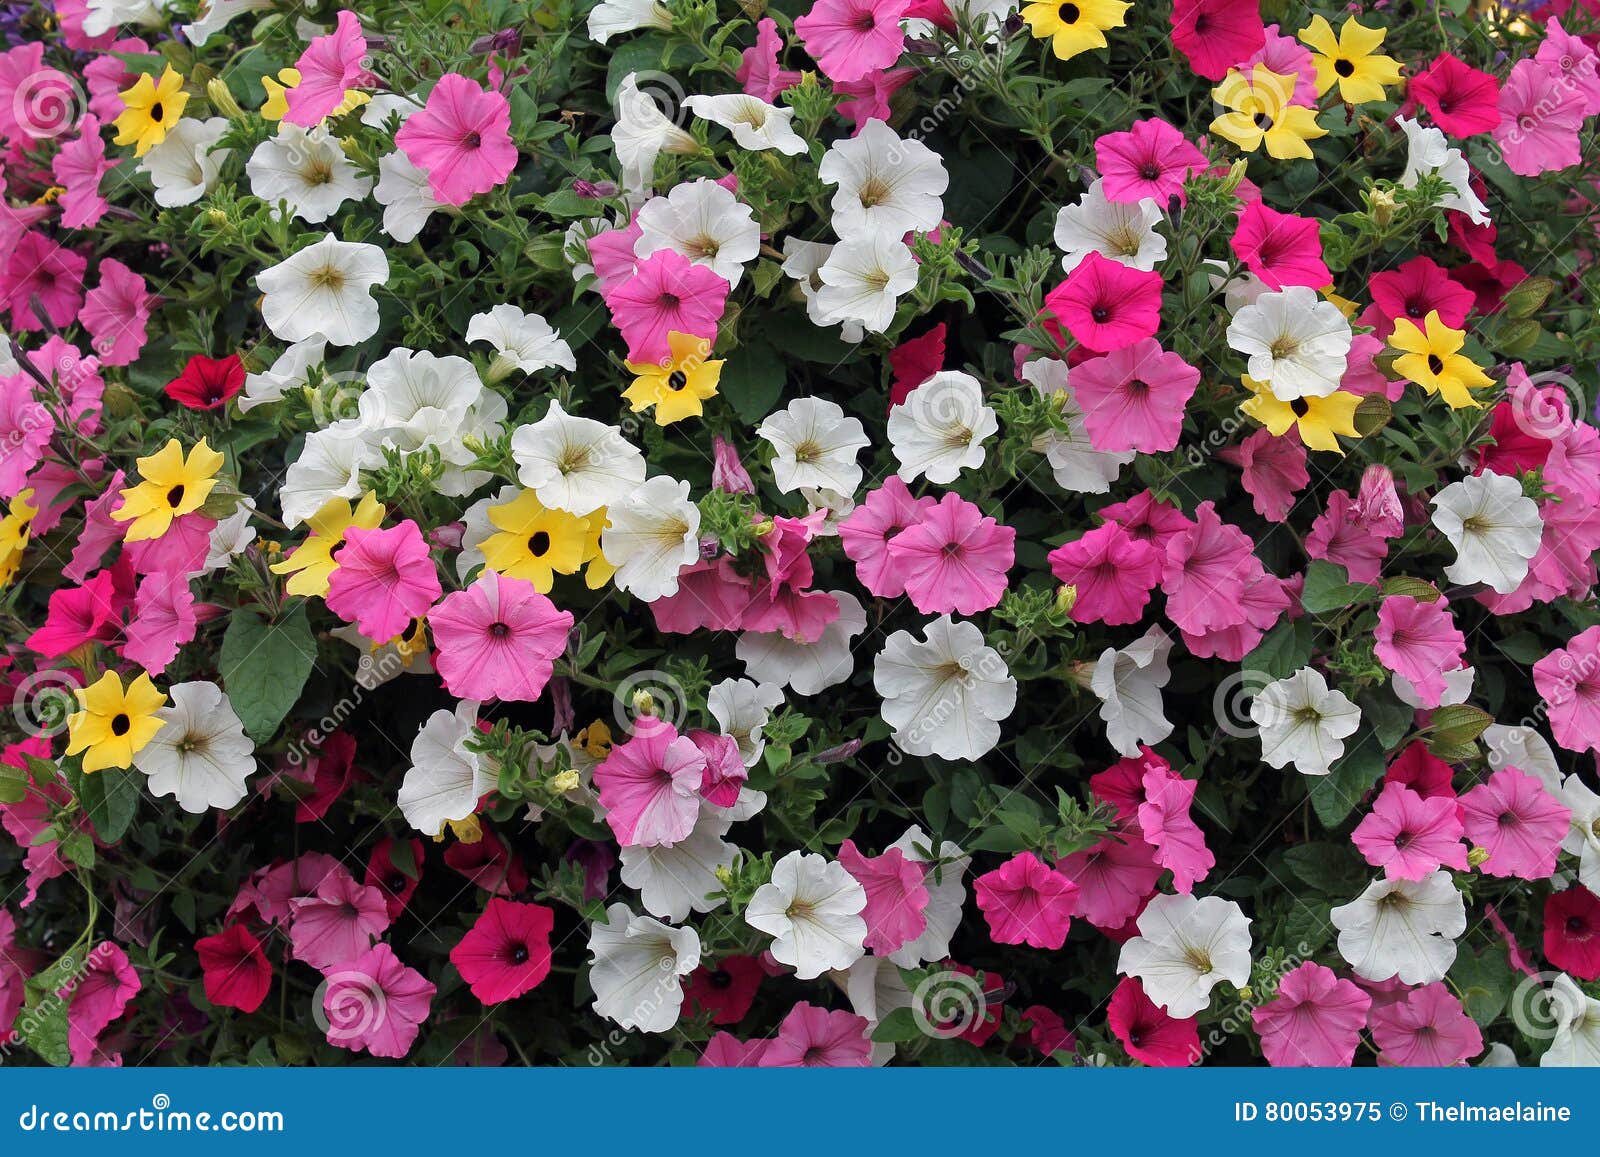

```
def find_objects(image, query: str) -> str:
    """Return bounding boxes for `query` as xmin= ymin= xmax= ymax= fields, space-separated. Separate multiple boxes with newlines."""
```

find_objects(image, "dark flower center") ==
xmin=1334 ymin=58 xmax=1355 ymax=78
xmin=709 ymin=968 xmax=733 ymax=989
xmin=1290 ymin=397 xmax=1310 ymax=417
xmin=528 ymin=531 xmax=551 ymax=556
xmin=488 ymin=621 xmax=511 ymax=638
xmin=667 ymin=370 xmax=688 ymax=391
xmin=166 ymin=484 xmax=186 ymax=508
xmin=1090 ymin=305 xmax=1111 ymax=323
xmin=510 ymin=943 xmax=530 ymax=964
xmin=1427 ymin=354 xmax=1444 ymax=375
xmin=1139 ymin=162 xmax=1161 ymax=181
xmin=1253 ymin=112 xmax=1273 ymax=130
xmin=463 ymin=130 xmax=482 ymax=149
xmin=150 ymin=102 xmax=164 ymax=123
xmin=111 ymin=713 xmax=131 ymax=736
xmin=1058 ymin=2 xmax=1080 ymax=22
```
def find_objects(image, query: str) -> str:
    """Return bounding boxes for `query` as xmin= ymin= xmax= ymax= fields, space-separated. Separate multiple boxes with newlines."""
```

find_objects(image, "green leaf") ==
xmin=1300 ymin=560 xmax=1378 ymax=615
xmin=870 ymin=1006 xmax=924 ymax=1043
xmin=720 ymin=341 xmax=787 ymax=424
xmin=1426 ymin=704 xmax=1493 ymax=750
xmin=1501 ymin=276 xmax=1554 ymax=319
xmin=75 ymin=766 xmax=141 ymax=844
xmin=1309 ymin=733 xmax=1387 ymax=828
xmin=1359 ymin=690 xmax=1414 ymax=751
xmin=1282 ymin=843 xmax=1367 ymax=895
xmin=1451 ymin=946 xmax=1514 ymax=1026
xmin=1379 ymin=577 xmax=1441 ymax=602
xmin=0 ymin=761 xmax=27 ymax=804
xmin=15 ymin=996 xmax=70 ymax=1066
xmin=1243 ymin=618 xmax=1317 ymax=679
xmin=220 ymin=604 xmax=318 ymax=742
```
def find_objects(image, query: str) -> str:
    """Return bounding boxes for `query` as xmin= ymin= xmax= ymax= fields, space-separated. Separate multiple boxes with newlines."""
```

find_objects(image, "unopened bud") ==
xmin=1467 ymin=845 xmax=1491 ymax=868
xmin=632 ymin=688 xmax=657 ymax=717
xmin=206 ymin=77 xmax=245 ymax=119
xmin=1369 ymin=188 xmax=1396 ymax=228
xmin=548 ymin=769 xmax=580 ymax=794
xmin=1055 ymin=584 xmax=1078 ymax=616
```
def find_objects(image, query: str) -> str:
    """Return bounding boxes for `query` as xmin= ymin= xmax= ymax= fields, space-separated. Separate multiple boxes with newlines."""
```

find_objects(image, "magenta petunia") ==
xmin=1366 ymin=255 xmax=1474 ymax=339
xmin=759 ymin=1002 xmax=872 ymax=1066
xmin=1069 ymin=338 xmax=1200 ymax=453
xmin=1230 ymin=202 xmax=1329 ymax=291
xmin=792 ymin=0 xmax=910 ymax=83
xmin=66 ymin=941 xmax=141 ymax=1066
xmin=284 ymin=9 xmax=371 ymax=126
xmin=1169 ymin=0 xmax=1264 ymax=80
xmin=974 ymin=851 xmax=1079 ymax=950
xmin=593 ymin=720 xmax=708 ymax=847
xmin=737 ymin=17 xmax=804 ymax=100
xmin=1138 ymin=761 xmax=1214 ymax=894
xmin=196 ymin=924 xmax=273 ymax=1015
xmin=1060 ymin=830 xmax=1162 ymax=930
xmin=1351 ymin=781 xmax=1468 ymax=881
xmin=427 ymin=571 xmax=573 ymax=702
xmin=449 ymin=898 xmax=556 ymax=1004
xmin=1408 ymin=52 xmax=1501 ymax=137
xmin=321 ymin=942 xmax=436 ymax=1059
xmin=837 ymin=838 xmax=929 ymax=955
xmin=1095 ymin=118 xmax=1207 ymax=205
xmin=602 ymin=249 xmax=729 ymax=364
xmin=1108 ymin=976 xmax=1199 ymax=1066
xmin=1041 ymin=252 xmax=1163 ymax=354
xmin=394 ymin=73 xmax=518 ymax=206
xmin=1545 ymin=886 xmax=1600 ymax=980
xmin=884 ymin=491 xmax=1014 ymax=616
xmin=690 ymin=728 xmax=746 ymax=807
xmin=1369 ymin=982 xmax=1482 ymax=1066
xmin=325 ymin=521 xmax=443 ymax=644
xmin=1458 ymin=766 xmax=1570 ymax=880
xmin=1251 ymin=962 xmax=1370 ymax=1067
xmin=1048 ymin=521 xmax=1162 ymax=626
xmin=1161 ymin=501 xmax=1263 ymax=636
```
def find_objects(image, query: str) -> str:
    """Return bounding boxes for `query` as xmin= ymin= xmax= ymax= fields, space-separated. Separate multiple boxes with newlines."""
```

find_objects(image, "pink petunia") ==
xmin=974 ymin=851 xmax=1079 ymax=949
xmin=427 ymin=571 xmax=573 ymax=702
xmin=1493 ymin=57 xmax=1585 ymax=177
xmin=1251 ymin=962 xmax=1370 ymax=1067
xmin=1040 ymin=252 xmax=1163 ymax=354
xmin=394 ymin=74 xmax=518 ymax=206
xmin=82 ymin=36 xmax=146 ymax=121
xmin=26 ymin=566 xmax=128 ymax=657
xmin=288 ymin=870 xmax=391 ymax=970
xmin=593 ymin=720 xmax=707 ymax=847
xmin=51 ymin=116 xmax=117 ymax=230
xmin=1230 ymin=202 xmax=1328 ymax=291
xmin=1369 ymin=982 xmax=1482 ymax=1066
xmin=1069 ymin=338 xmax=1200 ymax=453
xmin=1351 ymin=781 xmax=1468 ymax=880
xmin=0 ymin=376 xmax=53 ymax=499
xmin=792 ymin=0 xmax=911 ymax=83
xmin=1095 ymin=118 xmax=1207 ymax=205
xmin=1047 ymin=521 xmax=1162 ymax=626
xmin=838 ymin=476 xmax=936 ymax=598
xmin=284 ymin=9 xmax=371 ymax=126
xmin=1408 ymin=52 xmax=1501 ymax=137
xmin=1458 ymin=766 xmax=1570 ymax=880
xmin=1241 ymin=23 xmax=1318 ymax=106
xmin=4 ymin=231 xmax=86 ymax=331
xmin=759 ymin=1002 xmax=872 ymax=1066
xmin=1534 ymin=625 xmax=1600 ymax=755
xmin=80 ymin=258 xmax=155 ymax=366
xmin=603 ymin=249 xmax=729 ymax=365
xmin=1305 ymin=489 xmax=1387 ymax=583
xmin=1169 ymin=0 xmax=1264 ymax=80
xmin=66 ymin=942 xmax=141 ymax=1066
xmin=1108 ymin=976 xmax=1199 ymax=1066
xmin=321 ymin=942 xmax=435 ymax=1059
xmin=884 ymin=491 xmax=1014 ymax=615
xmin=1179 ymin=570 xmax=1290 ymax=662
xmin=837 ymin=839 xmax=929 ymax=955
xmin=1160 ymin=501 xmax=1263 ymax=636
xmin=1100 ymin=489 xmax=1193 ymax=554
xmin=1138 ymin=761 xmax=1214 ymax=893
xmin=738 ymin=18 xmax=804 ymax=101
xmin=1373 ymin=595 xmax=1466 ymax=710
xmin=1218 ymin=426 xmax=1308 ymax=523
xmin=835 ymin=68 xmax=917 ymax=132
xmin=325 ymin=521 xmax=442 ymax=644
xmin=120 ymin=571 xmax=199 ymax=676
xmin=690 ymin=729 xmax=746 ymax=807
xmin=1537 ymin=18 xmax=1600 ymax=116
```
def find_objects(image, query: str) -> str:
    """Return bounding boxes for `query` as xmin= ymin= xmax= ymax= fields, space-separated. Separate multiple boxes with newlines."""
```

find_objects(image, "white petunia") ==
xmin=683 ymin=92 xmax=807 ymax=156
xmin=619 ymin=808 xmax=737 ymax=923
xmin=201 ymin=503 xmax=257 ymax=574
xmin=355 ymin=348 xmax=495 ymax=496
xmin=132 ymin=681 xmax=255 ymax=813
xmin=374 ymin=150 xmax=441 ymax=243
xmin=181 ymin=0 xmax=269 ymax=45
xmin=634 ymin=178 xmax=761 ymax=287
xmin=886 ymin=826 xmax=969 ymax=968
xmin=780 ymin=238 xmax=865 ymax=342
xmin=509 ymin=399 xmax=644 ymax=515
xmin=586 ymin=903 xmax=700 ymax=1033
xmin=1559 ymin=777 xmax=1600 ymax=894
xmin=1117 ymin=893 xmax=1253 ymax=1017
xmin=1430 ymin=471 xmax=1544 ymax=595
xmin=1397 ymin=116 xmax=1490 ymax=226
xmin=738 ymin=591 xmax=867 ymax=696
xmin=466 ymin=303 xmax=576 ymax=381
xmin=612 ymin=74 xmax=699 ymax=196
xmin=239 ymin=335 xmax=326 ymax=412
xmin=1054 ymin=178 xmax=1167 ymax=271
xmin=278 ymin=419 xmax=380 ymax=527
xmin=707 ymin=678 xmax=785 ymax=767
xmin=256 ymin=233 xmax=389 ymax=346
xmin=886 ymin=371 xmax=997 ymax=484
xmin=1484 ymin=723 xmax=1563 ymax=794
xmin=818 ymin=118 xmax=948 ymax=239
xmin=586 ymin=0 xmax=670 ymax=43
xmin=874 ymin=615 xmax=1017 ymax=760
xmin=600 ymin=474 xmax=701 ymax=601
xmin=246 ymin=123 xmax=370 ymax=224
xmin=1251 ymin=666 xmax=1361 ymax=777
xmin=1021 ymin=356 xmax=1133 ymax=493
xmin=838 ymin=955 xmax=911 ymax=1066
xmin=1331 ymin=871 xmax=1465 ymax=984
xmin=1090 ymin=626 xmax=1174 ymax=758
xmin=746 ymin=850 xmax=867 ymax=979
xmin=398 ymin=700 xmax=492 ymax=837
xmin=1226 ymin=286 xmax=1352 ymax=400
xmin=815 ymin=231 xmax=918 ymax=334
xmin=139 ymin=116 xmax=230 ymax=207
xmin=758 ymin=397 xmax=870 ymax=495
xmin=1542 ymin=974 xmax=1600 ymax=1067
xmin=82 ymin=0 xmax=165 ymax=38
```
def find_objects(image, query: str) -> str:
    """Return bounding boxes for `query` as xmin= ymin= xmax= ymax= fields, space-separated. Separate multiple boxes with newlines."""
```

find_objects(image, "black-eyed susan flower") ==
xmin=112 ymin=438 xmax=226 ymax=542
xmin=1211 ymin=66 xmax=1328 ymax=160
xmin=1299 ymin=16 xmax=1402 ymax=106
xmin=0 ymin=488 xmax=36 ymax=589
xmin=113 ymin=65 xmax=190 ymax=156
xmin=479 ymin=489 xmax=593 ymax=591
xmin=622 ymin=331 xmax=723 ymax=425
xmin=1239 ymin=376 xmax=1361 ymax=453
xmin=1020 ymin=0 xmax=1131 ymax=62
xmin=1387 ymin=311 xmax=1493 ymax=409
xmin=66 ymin=671 xmax=167 ymax=773
xmin=270 ymin=491 xmax=386 ymax=598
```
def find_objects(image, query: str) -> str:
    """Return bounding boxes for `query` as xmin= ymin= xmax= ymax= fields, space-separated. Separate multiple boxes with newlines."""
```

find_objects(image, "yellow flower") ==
xmin=1387 ymin=311 xmax=1493 ymax=409
xmin=1211 ymin=66 xmax=1328 ymax=160
xmin=1019 ymin=0 xmax=1130 ymax=62
xmin=623 ymin=331 xmax=723 ymax=425
xmin=393 ymin=617 xmax=430 ymax=665
xmin=580 ymin=509 xmax=615 ymax=589
xmin=260 ymin=67 xmax=370 ymax=123
xmin=0 ymin=489 xmax=37 ymax=589
xmin=65 ymin=671 xmax=167 ymax=773
xmin=270 ymin=491 xmax=386 ymax=597
xmin=112 ymin=438 xmax=226 ymax=542
xmin=113 ymin=65 xmax=190 ymax=156
xmin=1299 ymin=15 xmax=1402 ymax=105
xmin=1239 ymin=375 xmax=1361 ymax=453
xmin=576 ymin=720 xmax=613 ymax=759
xmin=479 ymin=490 xmax=592 ymax=591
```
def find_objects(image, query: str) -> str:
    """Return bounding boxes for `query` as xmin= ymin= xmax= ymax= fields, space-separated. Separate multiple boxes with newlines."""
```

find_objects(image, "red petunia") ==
xmin=684 ymin=954 xmax=765 ymax=1024
xmin=888 ymin=322 xmax=945 ymax=407
xmin=195 ymin=924 xmax=272 ymax=1014
xmin=1408 ymin=53 xmax=1502 ymax=138
xmin=365 ymin=835 xmax=425 ymax=921
xmin=1366 ymin=256 xmax=1475 ymax=339
xmin=165 ymin=353 xmax=244 ymax=410
xmin=1545 ymin=886 xmax=1600 ymax=980
xmin=449 ymin=898 xmax=556 ymax=1004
